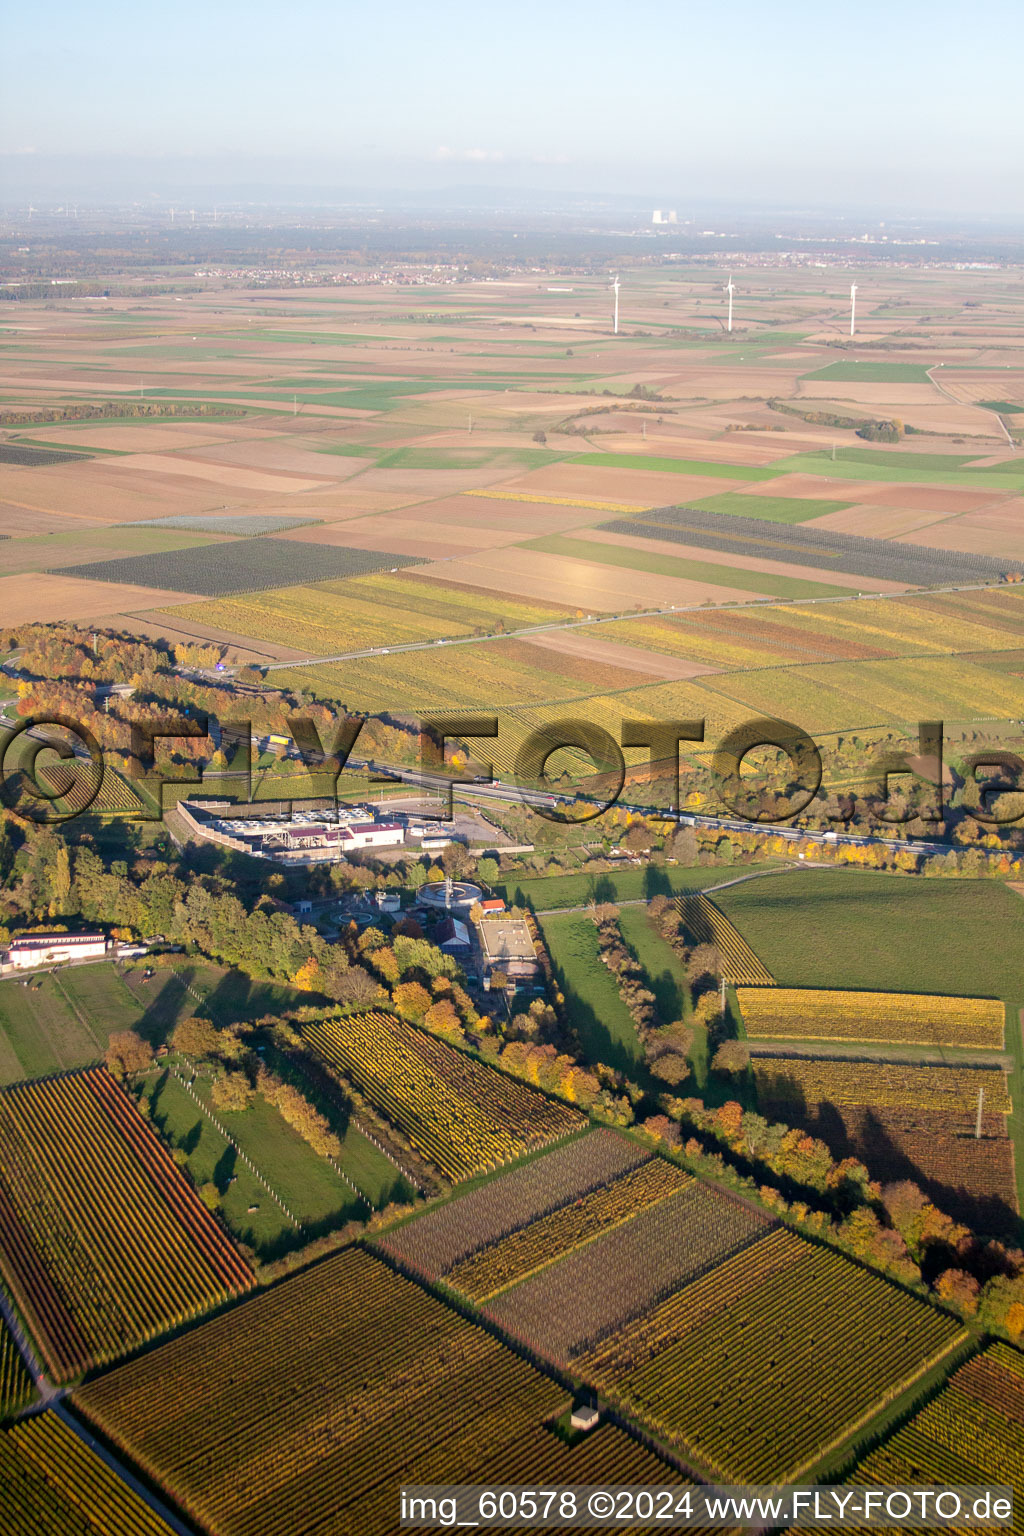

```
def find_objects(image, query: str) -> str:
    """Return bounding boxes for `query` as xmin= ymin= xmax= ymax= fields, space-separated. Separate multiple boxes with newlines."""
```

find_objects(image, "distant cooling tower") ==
xmin=652 ymin=210 xmax=663 ymax=224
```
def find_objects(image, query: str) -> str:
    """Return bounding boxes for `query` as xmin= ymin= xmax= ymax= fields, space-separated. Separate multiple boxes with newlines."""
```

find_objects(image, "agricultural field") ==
xmin=54 ymin=538 xmax=417 ymax=597
xmin=138 ymin=1064 xmax=393 ymax=1259
xmin=677 ymin=893 xmax=775 ymax=986
xmin=0 ymin=960 xmax=288 ymax=1086
xmin=843 ymin=1342 xmax=1024 ymax=1501
xmin=598 ymin=504 xmax=1012 ymax=587
xmin=691 ymin=490 xmax=854 ymax=523
xmin=0 ymin=1068 xmax=254 ymax=1379
xmin=378 ymin=1127 xmax=648 ymax=1277
xmin=0 ymin=1318 xmax=32 ymax=1421
xmin=716 ymin=870 xmax=1024 ymax=1000
xmin=304 ymin=1010 xmax=584 ymax=1182
xmin=521 ymin=532 xmax=850 ymax=601
xmin=447 ymin=1158 xmax=691 ymax=1300
xmin=484 ymin=1179 xmax=772 ymax=1363
xmin=754 ymin=1057 xmax=1012 ymax=1116
xmin=1 ymin=1412 xmax=176 ymax=1536
xmin=140 ymin=512 xmax=323 ymax=533
xmin=173 ymin=570 xmax=574 ymax=658
xmin=74 ymin=1245 xmax=677 ymax=1536
xmin=578 ymin=1226 xmax=967 ymax=1481
xmin=737 ymin=987 xmax=1006 ymax=1050
xmin=535 ymin=910 xmax=646 ymax=1072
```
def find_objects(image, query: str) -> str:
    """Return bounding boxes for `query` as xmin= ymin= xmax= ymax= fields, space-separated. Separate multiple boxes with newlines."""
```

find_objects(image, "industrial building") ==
xmin=2 ymin=933 xmax=109 ymax=971
xmin=177 ymin=800 xmax=406 ymax=864
xmin=475 ymin=912 xmax=540 ymax=989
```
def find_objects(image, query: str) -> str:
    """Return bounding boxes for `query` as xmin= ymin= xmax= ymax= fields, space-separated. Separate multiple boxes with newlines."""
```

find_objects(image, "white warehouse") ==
xmin=2 ymin=933 xmax=109 ymax=971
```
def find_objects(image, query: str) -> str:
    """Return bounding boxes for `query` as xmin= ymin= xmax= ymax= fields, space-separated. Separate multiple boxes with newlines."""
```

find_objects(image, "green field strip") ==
xmin=519 ymin=533 xmax=853 ymax=601
xmin=0 ymin=973 xmax=105 ymax=1083
xmin=535 ymin=910 xmax=645 ymax=1073
xmin=315 ymin=442 xmax=381 ymax=458
xmin=691 ymin=491 xmax=854 ymax=524
xmin=570 ymin=452 xmax=779 ymax=480
xmin=768 ymin=453 xmax=1024 ymax=491
xmin=375 ymin=445 xmax=567 ymax=471
xmin=801 ymin=362 xmax=935 ymax=382
xmin=813 ymin=448 xmax=988 ymax=471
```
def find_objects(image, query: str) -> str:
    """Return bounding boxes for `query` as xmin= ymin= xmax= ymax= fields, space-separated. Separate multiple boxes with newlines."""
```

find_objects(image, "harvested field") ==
xmin=424 ymin=492 xmax=615 ymax=532
xmin=413 ymin=546 xmax=762 ymax=611
xmin=848 ymin=483 xmax=1001 ymax=514
xmin=37 ymin=424 xmax=235 ymax=451
xmin=0 ymin=572 xmax=201 ymax=625
xmin=898 ymin=514 xmax=1024 ymax=562
xmin=104 ymin=451 xmax=332 ymax=494
xmin=0 ymin=502 xmax=106 ymax=535
xmin=378 ymin=1128 xmax=649 ymax=1278
xmin=523 ymin=629 xmax=721 ymax=679
xmin=484 ymin=1181 xmax=772 ymax=1363
xmin=804 ymin=504 xmax=958 ymax=538
xmin=276 ymin=512 xmax=517 ymax=557
xmin=580 ymin=528 xmax=881 ymax=595
xmin=53 ymin=538 xmax=416 ymax=597
xmin=0 ymin=525 xmax=231 ymax=577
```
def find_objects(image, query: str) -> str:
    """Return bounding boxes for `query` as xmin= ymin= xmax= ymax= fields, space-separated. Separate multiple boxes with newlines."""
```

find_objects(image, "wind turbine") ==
xmin=612 ymin=275 xmax=620 ymax=335
xmin=725 ymin=273 xmax=735 ymax=333
xmin=850 ymin=282 xmax=858 ymax=337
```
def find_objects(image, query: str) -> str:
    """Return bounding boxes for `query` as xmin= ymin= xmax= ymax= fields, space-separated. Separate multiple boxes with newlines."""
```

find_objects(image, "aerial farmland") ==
xmin=2 ymin=233 xmax=1024 ymax=1533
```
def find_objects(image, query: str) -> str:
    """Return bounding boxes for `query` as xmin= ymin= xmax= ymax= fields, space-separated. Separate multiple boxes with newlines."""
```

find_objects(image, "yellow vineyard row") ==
xmin=737 ymin=987 xmax=1005 ymax=1050
xmin=461 ymin=489 xmax=651 ymax=511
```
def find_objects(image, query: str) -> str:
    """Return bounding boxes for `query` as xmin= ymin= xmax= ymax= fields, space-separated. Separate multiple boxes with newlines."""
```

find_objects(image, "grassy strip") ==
xmin=692 ymin=491 xmax=853 ymax=525
xmin=535 ymin=910 xmax=644 ymax=1072
xmin=571 ymin=452 xmax=777 ymax=481
xmin=520 ymin=533 xmax=852 ymax=601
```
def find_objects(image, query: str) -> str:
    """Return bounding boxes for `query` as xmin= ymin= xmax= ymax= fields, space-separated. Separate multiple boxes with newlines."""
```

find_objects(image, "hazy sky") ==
xmin=2 ymin=0 xmax=1022 ymax=215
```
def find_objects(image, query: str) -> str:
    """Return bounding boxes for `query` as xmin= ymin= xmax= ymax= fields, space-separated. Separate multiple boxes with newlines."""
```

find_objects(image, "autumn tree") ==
xmin=712 ymin=1040 xmax=750 ymax=1075
xmin=105 ymin=1029 xmax=153 ymax=1078
xmin=393 ymin=980 xmax=432 ymax=1022
xmin=211 ymin=1071 xmax=255 ymax=1114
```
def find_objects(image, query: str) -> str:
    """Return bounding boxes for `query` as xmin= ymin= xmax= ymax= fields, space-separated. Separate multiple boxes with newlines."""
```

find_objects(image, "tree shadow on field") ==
xmin=214 ymin=1143 xmax=237 ymax=1195
xmin=642 ymin=864 xmax=672 ymax=899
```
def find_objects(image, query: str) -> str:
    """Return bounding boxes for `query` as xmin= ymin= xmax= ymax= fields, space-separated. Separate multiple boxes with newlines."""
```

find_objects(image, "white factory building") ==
xmin=2 ymin=933 xmax=109 ymax=971
xmin=177 ymin=800 xmax=406 ymax=863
